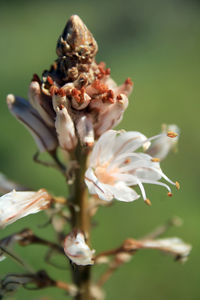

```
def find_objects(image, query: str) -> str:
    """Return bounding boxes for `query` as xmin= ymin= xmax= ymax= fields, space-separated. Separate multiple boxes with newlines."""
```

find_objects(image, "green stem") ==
xmin=69 ymin=145 xmax=91 ymax=300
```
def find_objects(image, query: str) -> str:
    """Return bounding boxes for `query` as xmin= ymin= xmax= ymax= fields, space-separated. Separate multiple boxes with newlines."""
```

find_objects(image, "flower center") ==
xmin=95 ymin=163 xmax=118 ymax=185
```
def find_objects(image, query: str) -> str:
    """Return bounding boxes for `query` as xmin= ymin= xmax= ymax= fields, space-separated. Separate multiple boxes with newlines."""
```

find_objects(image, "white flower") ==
xmin=64 ymin=231 xmax=95 ymax=266
xmin=85 ymin=130 xmax=179 ymax=203
xmin=141 ymin=237 xmax=191 ymax=261
xmin=146 ymin=124 xmax=180 ymax=161
xmin=0 ymin=189 xmax=52 ymax=228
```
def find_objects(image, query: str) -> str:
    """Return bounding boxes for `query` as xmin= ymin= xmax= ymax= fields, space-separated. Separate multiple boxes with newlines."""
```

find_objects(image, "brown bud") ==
xmin=56 ymin=15 xmax=98 ymax=61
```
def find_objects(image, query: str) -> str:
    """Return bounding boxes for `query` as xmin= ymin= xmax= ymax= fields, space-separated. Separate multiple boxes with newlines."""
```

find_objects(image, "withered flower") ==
xmin=0 ymin=189 xmax=52 ymax=228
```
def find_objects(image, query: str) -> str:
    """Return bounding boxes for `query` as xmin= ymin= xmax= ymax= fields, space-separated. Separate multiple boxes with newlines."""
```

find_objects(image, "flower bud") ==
xmin=64 ymin=231 xmax=95 ymax=266
xmin=76 ymin=115 xmax=94 ymax=147
xmin=55 ymin=105 xmax=77 ymax=151
xmin=56 ymin=15 xmax=98 ymax=61
xmin=94 ymin=94 xmax=129 ymax=137
xmin=7 ymin=94 xmax=58 ymax=152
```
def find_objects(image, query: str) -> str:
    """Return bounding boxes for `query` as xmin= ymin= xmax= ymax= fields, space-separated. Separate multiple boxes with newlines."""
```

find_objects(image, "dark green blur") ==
xmin=0 ymin=0 xmax=199 ymax=299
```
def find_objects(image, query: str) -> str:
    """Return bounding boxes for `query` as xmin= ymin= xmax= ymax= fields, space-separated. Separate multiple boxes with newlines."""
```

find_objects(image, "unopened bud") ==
xmin=64 ymin=231 xmax=95 ymax=266
xmin=55 ymin=105 xmax=77 ymax=151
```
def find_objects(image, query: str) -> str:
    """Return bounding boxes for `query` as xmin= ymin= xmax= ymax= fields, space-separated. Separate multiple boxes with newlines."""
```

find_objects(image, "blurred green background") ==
xmin=0 ymin=0 xmax=199 ymax=299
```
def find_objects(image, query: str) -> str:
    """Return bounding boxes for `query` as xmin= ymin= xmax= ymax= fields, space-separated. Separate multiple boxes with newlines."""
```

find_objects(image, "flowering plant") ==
xmin=0 ymin=15 xmax=191 ymax=299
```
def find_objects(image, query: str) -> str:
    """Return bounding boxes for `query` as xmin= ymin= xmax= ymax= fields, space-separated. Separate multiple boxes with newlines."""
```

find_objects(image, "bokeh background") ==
xmin=0 ymin=0 xmax=199 ymax=299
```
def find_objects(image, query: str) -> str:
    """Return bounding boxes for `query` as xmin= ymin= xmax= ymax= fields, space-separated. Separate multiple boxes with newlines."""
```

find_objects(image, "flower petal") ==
xmin=106 ymin=182 xmax=140 ymax=202
xmin=85 ymin=168 xmax=113 ymax=201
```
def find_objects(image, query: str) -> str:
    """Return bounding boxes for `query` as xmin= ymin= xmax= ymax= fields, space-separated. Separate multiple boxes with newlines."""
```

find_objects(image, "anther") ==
xmin=50 ymin=85 xmax=59 ymax=96
xmin=145 ymin=199 xmax=152 ymax=206
xmin=151 ymin=157 xmax=160 ymax=162
xmin=167 ymin=131 xmax=178 ymax=138
xmin=175 ymin=181 xmax=180 ymax=190
xmin=58 ymin=88 xmax=66 ymax=97
xmin=168 ymin=192 xmax=173 ymax=197
xmin=125 ymin=78 xmax=133 ymax=86
xmin=124 ymin=158 xmax=131 ymax=164
xmin=117 ymin=95 xmax=122 ymax=101
xmin=47 ymin=76 xmax=54 ymax=85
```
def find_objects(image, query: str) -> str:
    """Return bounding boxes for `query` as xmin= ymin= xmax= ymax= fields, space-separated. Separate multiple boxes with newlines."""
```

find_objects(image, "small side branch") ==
xmin=33 ymin=151 xmax=66 ymax=175
xmin=95 ymin=219 xmax=191 ymax=287
xmin=0 ymin=270 xmax=77 ymax=298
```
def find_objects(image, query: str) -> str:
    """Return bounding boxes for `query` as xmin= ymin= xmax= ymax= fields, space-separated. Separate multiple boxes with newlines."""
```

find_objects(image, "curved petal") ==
xmin=90 ymin=130 xmax=117 ymax=166
xmin=106 ymin=182 xmax=140 ymax=202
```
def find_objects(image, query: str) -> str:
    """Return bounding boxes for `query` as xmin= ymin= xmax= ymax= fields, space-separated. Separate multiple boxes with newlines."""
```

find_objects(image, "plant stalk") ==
xmin=69 ymin=145 xmax=91 ymax=299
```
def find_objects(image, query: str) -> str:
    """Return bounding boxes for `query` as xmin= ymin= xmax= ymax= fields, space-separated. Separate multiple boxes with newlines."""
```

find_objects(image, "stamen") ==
xmin=140 ymin=179 xmax=172 ymax=193
xmin=131 ymin=133 xmax=165 ymax=153
xmin=167 ymin=131 xmax=178 ymax=138
xmin=137 ymin=180 xmax=147 ymax=201
xmin=168 ymin=192 xmax=173 ymax=197
xmin=151 ymin=167 xmax=176 ymax=186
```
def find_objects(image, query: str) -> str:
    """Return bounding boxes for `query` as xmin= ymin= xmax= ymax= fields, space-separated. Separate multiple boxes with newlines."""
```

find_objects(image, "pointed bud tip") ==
xmin=57 ymin=14 xmax=98 ymax=58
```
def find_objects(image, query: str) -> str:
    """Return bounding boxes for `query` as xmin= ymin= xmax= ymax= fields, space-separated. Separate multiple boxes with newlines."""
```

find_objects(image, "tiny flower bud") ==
xmin=55 ymin=105 xmax=77 ymax=151
xmin=7 ymin=94 xmax=58 ymax=152
xmin=94 ymin=94 xmax=128 ymax=137
xmin=64 ymin=231 xmax=95 ymax=266
xmin=76 ymin=115 xmax=94 ymax=147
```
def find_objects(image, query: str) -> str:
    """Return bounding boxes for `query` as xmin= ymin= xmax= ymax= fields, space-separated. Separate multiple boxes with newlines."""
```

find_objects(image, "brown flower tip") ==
xmin=56 ymin=15 xmax=98 ymax=61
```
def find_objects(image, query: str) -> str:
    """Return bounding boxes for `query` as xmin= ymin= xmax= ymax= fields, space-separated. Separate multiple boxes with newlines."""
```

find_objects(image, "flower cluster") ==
xmin=0 ymin=14 xmax=190 ymax=284
xmin=7 ymin=15 xmax=132 ymax=153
